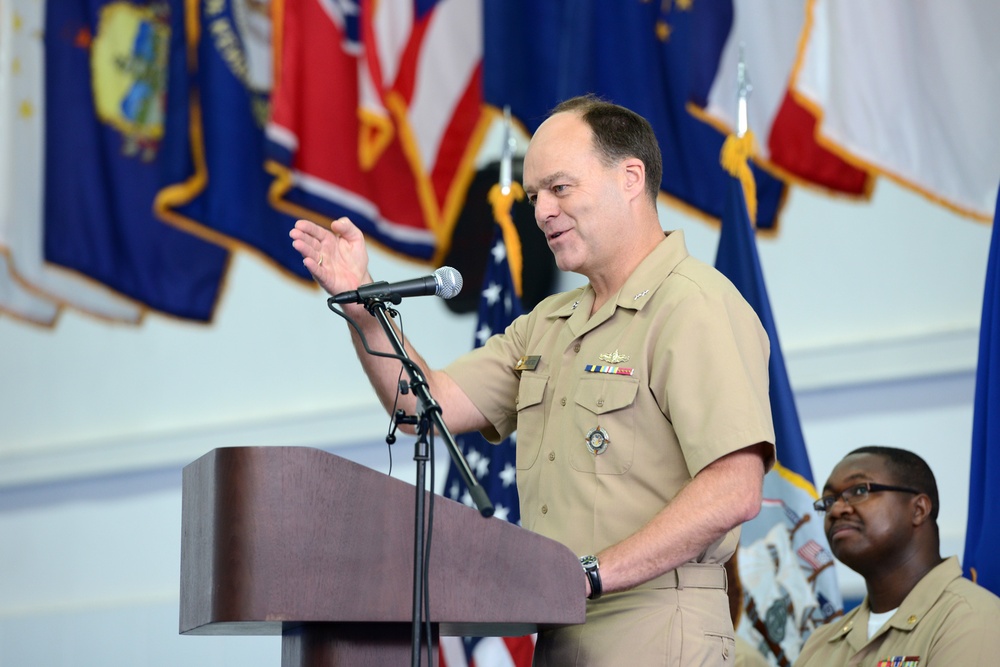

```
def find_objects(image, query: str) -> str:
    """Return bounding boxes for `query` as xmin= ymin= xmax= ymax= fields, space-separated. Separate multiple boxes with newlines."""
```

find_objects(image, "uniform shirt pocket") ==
xmin=570 ymin=376 xmax=639 ymax=474
xmin=514 ymin=373 xmax=548 ymax=470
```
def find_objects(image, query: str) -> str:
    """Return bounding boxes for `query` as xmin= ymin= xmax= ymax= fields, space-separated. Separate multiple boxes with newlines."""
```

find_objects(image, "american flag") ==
xmin=797 ymin=540 xmax=832 ymax=572
xmin=439 ymin=222 xmax=535 ymax=667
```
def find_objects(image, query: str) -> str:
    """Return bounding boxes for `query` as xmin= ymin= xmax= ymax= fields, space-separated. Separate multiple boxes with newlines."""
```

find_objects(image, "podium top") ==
xmin=180 ymin=446 xmax=585 ymax=637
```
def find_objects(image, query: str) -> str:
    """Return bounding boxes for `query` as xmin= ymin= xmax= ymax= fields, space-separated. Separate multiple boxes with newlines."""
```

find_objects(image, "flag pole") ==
xmin=736 ymin=44 xmax=751 ymax=139
xmin=723 ymin=44 xmax=758 ymax=223
xmin=500 ymin=106 xmax=516 ymax=196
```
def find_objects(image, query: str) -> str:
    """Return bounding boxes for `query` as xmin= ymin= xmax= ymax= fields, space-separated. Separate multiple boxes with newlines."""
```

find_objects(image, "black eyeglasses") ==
xmin=813 ymin=482 xmax=921 ymax=513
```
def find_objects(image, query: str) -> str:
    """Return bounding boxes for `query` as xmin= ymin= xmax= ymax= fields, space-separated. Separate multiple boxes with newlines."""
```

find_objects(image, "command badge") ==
xmin=585 ymin=426 xmax=610 ymax=455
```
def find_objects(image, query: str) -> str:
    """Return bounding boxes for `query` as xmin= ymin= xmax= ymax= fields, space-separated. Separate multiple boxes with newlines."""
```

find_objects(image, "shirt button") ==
xmin=573 ymin=343 xmax=581 ymax=353
xmin=548 ymin=451 xmax=555 ymax=461
xmin=560 ymin=397 xmax=567 ymax=406
xmin=596 ymin=399 xmax=604 ymax=407
xmin=541 ymin=504 xmax=548 ymax=515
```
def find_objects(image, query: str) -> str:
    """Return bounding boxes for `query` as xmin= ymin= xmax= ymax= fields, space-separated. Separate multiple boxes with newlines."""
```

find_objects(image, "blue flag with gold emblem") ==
xmin=43 ymin=0 xmax=230 ymax=321
xmin=963 ymin=186 xmax=1000 ymax=596
xmin=154 ymin=0 xmax=311 ymax=281
xmin=483 ymin=0 xmax=786 ymax=229
xmin=714 ymin=134 xmax=841 ymax=664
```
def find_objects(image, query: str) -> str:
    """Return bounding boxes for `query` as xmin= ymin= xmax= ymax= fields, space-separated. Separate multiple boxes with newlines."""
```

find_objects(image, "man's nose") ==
xmin=827 ymin=493 xmax=854 ymax=518
xmin=534 ymin=192 xmax=558 ymax=226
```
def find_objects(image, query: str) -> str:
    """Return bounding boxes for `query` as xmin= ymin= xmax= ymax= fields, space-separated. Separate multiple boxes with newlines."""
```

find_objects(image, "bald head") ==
xmin=550 ymin=95 xmax=663 ymax=205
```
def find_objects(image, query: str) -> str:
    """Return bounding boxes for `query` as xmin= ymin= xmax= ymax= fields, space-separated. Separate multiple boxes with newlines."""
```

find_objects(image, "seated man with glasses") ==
xmin=795 ymin=445 xmax=1000 ymax=667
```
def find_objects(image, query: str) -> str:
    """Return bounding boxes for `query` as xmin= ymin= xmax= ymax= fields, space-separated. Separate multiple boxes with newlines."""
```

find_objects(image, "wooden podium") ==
xmin=179 ymin=447 xmax=585 ymax=666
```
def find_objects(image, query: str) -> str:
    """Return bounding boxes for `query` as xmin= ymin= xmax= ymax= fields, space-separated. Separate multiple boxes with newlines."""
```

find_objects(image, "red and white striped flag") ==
xmin=700 ymin=0 xmax=872 ymax=198
xmin=790 ymin=0 xmax=1000 ymax=220
xmin=267 ymin=0 xmax=489 ymax=262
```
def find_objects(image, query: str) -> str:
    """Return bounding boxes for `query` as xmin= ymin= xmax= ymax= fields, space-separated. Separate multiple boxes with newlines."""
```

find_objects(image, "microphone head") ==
xmin=433 ymin=266 xmax=463 ymax=299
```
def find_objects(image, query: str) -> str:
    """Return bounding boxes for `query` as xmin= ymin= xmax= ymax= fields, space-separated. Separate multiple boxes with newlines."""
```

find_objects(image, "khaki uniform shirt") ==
xmin=446 ymin=231 xmax=775 ymax=665
xmin=736 ymin=635 xmax=772 ymax=667
xmin=795 ymin=557 xmax=1000 ymax=667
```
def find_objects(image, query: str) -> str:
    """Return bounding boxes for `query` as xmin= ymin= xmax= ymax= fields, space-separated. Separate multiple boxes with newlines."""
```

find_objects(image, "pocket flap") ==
xmin=516 ymin=373 xmax=548 ymax=410
xmin=573 ymin=376 xmax=639 ymax=415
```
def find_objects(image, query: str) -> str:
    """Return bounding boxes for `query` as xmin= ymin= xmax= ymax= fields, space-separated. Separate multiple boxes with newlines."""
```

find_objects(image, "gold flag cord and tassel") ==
xmin=487 ymin=181 xmax=525 ymax=298
xmin=720 ymin=129 xmax=758 ymax=225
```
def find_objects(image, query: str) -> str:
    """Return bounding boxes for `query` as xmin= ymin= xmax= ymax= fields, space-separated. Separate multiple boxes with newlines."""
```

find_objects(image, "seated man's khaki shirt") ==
xmin=795 ymin=557 xmax=1000 ymax=667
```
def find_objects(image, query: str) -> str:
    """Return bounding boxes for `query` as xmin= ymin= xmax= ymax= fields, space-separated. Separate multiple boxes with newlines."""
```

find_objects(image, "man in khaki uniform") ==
xmin=290 ymin=95 xmax=775 ymax=666
xmin=796 ymin=446 xmax=1000 ymax=666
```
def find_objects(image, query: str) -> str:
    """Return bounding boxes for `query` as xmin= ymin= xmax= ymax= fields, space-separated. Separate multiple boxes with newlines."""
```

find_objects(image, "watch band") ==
xmin=579 ymin=555 xmax=602 ymax=600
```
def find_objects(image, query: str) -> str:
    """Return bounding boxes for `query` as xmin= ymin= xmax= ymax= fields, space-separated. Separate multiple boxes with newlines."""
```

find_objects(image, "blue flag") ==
xmin=43 ymin=0 xmax=230 ymax=321
xmin=441 ymin=221 xmax=534 ymax=666
xmin=482 ymin=0 xmax=786 ymax=229
xmin=963 ymin=186 xmax=1000 ymax=596
xmin=155 ymin=0 xmax=310 ymax=281
xmin=714 ymin=137 xmax=841 ymax=664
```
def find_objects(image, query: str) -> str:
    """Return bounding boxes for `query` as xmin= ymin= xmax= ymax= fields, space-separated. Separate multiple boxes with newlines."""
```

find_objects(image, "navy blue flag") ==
xmin=963 ymin=186 xmax=1000 ymax=595
xmin=482 ymin=0 xmax=786 ymax=229
xmin=714 ymin=136 xmax=841 ymax=664
xmin=440 ymin=221 xmax=535 ymax=666
xmin=155 ymin=0 xmax=311 ymax=281
xmin=44 ymin=0 xmax=230 ymax=321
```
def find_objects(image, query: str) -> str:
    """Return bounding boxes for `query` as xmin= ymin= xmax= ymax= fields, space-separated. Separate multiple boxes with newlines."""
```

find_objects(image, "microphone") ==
xmin=330 ymin=266 xmax=464 ymax=305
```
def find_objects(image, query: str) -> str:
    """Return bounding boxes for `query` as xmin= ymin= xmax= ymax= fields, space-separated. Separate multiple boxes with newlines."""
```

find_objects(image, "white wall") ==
xmin=0 ymin=176 xmax=992 ymax=665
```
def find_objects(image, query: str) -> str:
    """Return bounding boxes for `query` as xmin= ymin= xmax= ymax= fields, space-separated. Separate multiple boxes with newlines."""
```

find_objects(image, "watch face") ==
xmin=580 ymin=555 xmax=599 ymax=570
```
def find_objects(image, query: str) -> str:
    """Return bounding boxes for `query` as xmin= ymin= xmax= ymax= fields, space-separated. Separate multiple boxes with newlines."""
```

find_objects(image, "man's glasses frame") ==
xmin=813 ymin=482 xmax=921 ymax=513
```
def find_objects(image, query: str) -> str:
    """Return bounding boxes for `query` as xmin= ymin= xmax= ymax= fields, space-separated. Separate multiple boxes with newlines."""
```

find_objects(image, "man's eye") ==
xmin=849 ymin=485 xmax=868 ymax=497
xmin=552 ymin=184 xmax=568 ymax=194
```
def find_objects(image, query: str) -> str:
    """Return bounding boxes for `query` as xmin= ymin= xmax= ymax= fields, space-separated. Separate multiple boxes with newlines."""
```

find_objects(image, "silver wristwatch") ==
xmin=579 ymin=554 xmax=602 ymax=600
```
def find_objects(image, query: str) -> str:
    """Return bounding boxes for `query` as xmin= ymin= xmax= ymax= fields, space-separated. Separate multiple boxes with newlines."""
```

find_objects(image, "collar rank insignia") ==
xmin=633 ymin=289 xmax=650 ymax=300
xmin=599 ymin=349 xmax=630 ymax=364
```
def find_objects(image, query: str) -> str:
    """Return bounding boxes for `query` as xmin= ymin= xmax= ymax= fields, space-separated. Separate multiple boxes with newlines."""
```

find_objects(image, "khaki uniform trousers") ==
xmin=533 ymin=564 xmax=734 ymax=667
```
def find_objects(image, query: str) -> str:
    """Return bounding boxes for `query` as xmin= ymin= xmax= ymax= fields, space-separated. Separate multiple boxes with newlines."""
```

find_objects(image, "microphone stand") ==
xmin=362 ymin=296 xmax=493 ymax=667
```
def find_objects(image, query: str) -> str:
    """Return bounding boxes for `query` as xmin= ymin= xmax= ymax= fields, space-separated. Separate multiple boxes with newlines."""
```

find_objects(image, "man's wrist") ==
xmin=579 ymin=555 xmax=602 ymax=600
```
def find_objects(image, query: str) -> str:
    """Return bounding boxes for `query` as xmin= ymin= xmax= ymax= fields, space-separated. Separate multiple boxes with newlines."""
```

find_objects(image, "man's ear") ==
xmin=621 ymin=158 xmax=645 ymax=200
xmin=912 ymin=494 xmax=934 ymax=527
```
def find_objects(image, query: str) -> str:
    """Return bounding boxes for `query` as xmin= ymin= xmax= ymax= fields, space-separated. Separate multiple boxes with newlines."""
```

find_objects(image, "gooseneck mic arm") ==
xmin=361 ymin=298 xmax=493 ymax=517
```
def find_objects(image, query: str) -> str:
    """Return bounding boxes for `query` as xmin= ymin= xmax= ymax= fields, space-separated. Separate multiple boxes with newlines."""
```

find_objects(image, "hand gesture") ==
xmin=289 ymin=217 xmax=371 ymax=297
